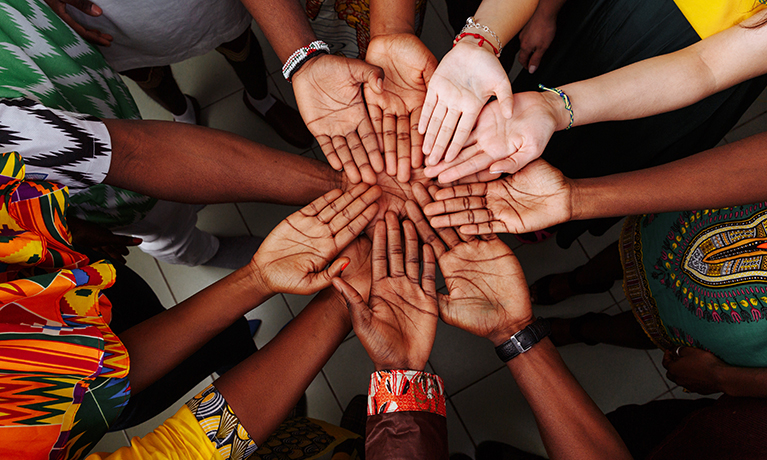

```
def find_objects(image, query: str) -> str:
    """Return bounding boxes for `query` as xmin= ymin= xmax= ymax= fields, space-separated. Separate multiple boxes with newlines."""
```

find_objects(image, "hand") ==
xmin=68 ymin=217 xmax=142 ymax=264
xmin=422 ymin=159 xmax=573 ymax=235
xmin=423 ymin=92 xmax=559 ymax=183
xmin=364 ymin=166 xmax=435 ymax=235
xmin=333 ymin=212 xmax=438 ymax=371
xmin=293 ymin=54 xmax=385 ymax=185
xmin=43 ymin=0 xmax=113 ymax=47
xmin=406 ymin=183 xmax=534 ymax=345
xmin=364 ymin=34 xmax=437 ymax=182
xmin=419 ymin=40 xmax=513 ymax=167
xmin=517 ymin=9 xmax=557 ymax=74
xmin=250 ymin=184 xmax=381 ymax=295
xmin=662 ymin=347 xmax=729 ymax=395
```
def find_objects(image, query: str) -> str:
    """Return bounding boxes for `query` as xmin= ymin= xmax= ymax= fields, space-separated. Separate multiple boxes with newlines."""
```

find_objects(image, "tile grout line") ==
xmin=320 ymin=369 xmax=345 ymax=414
xmin=644 ymin=349 xmax=673 ymax=391
xmin=447 ymin=397 xmax=478 ymax=450
xmin=154 ymin=258 xmax=178 ymax=306
xmin=448 ymin=365 xmax=507 ymax=399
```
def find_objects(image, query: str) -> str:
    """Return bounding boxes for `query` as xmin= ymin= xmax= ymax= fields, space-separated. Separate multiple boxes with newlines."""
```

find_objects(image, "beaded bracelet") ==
xmin=282 ymin=40 xmax=331 ymax=83
xmin=460 ymin=16 xmax=502 ymax=57
xmin=452 ymin=32 xmax=499 ymax=56
xmin=538 ymin=84 xmax=574 ymax=130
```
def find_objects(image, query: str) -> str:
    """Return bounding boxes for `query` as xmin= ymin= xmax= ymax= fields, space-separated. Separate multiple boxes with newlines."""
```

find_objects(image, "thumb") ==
xmin=489 ymin=158 xmax=521 ymax=175
xmin=64 ymin=0 xmax=102 ymax=15
xmin=349 ymin=59 xmax=384 ymax=94
xmin=496 ymin=81 xmax=514 ymax=119
xmin=331 ymin=277 xmax=372 ymax=330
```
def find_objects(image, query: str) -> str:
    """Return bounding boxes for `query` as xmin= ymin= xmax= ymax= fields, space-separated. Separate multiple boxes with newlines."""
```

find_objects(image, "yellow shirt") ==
xmin=674 ymin=0 xmax=766 ymax=38
xmin=86 ymin=406 xmax=221 ymax=460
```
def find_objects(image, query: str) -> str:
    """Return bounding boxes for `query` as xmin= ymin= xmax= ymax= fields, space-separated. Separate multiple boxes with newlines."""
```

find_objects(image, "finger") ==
xmin=422 ymin=102 xmax=448 ymax=157
xmin=396 ymin=114 xmax=411 ymax=182
xmin=438 ymin=154 xmax=496 ymax=184
xmin=335 ymin=202 xmax=380 ymax=250
xmin=424 ymin=195 xmax=488 ymax=216
xmin=326 ymin=185 xmax=383 ymax=234
xmin=349 ymin=59 xmax=384 ymax=94
xmin=429 ymin=109 xmax=462 ymax=166
xmin=405 ymin=200 xmax=447 ymax=258
xmin=661 ymin=350 xmax=674 ymax=369
xmin=489 ymin=158 xmax=523 ymax=175
xmin=358 ymin=114 xmax=384 ymax=173
xmin=332 ymin=277 xmax=372 ymax=330
xmin=382 ymin=112 xmax=398 ymax=177
xmin=403 ymin=220 xmax=420 ymax=283
xmin=366 ymin=103 xmax=385 ymax=167
xmin=302 ymin=188 xmax=345 ymax=217
xmin=421 ymin=244 xmax=437 ymax=300
xmin=495 ymin=80 xmax=514 ymax=119
xmin=372 ymin=220 xmax=388 ymax=282
xmin=410 ymin=184 xmax=461 ymax=249
xmin=429 ymin=209 xmax=494 ymax=229
xmin=346 ymin=131 xmax=377 ymax=185
xmin=418 ymin=89 xmax=438 ymax=135
xmin=455 ymin=227 xmax=477 ymax=243
xmin=410 ymin=108 xmax=425 ymax=170
xmin=316 ymin=184 xmax=368 ymax=222
xmin=443 ymin=110 xmax=479 ymax=164
xmin=332 ymin=136 xmax=364 ymax=185
xmin=518 ymin=47 xmax=533 ymax=71
xmin=431 ymin=183 xmax=487 ymax=202
xmin=528 ymin=48 xmax=547 ymax=75
xmin=385 ymin=211 xmax=405 ymax=277
xmin=309 ymin=256 xmax=353 ymax=291
xmin=317 ymin=135 xmax=344 ymax=172
xmin=459 ymin=221 xmax=510 ymax=235
xmin=65 ymin=0 xmax=102 ymax=15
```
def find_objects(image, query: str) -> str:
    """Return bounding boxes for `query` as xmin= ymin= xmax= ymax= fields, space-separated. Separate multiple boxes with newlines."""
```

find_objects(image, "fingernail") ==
xmin=528 ymin=65 xmax=537 ymax=74
xmin=489 ymin=169 xmax=503 ymax=174
xmin=340 ymin=261 xmax=350 ymax=274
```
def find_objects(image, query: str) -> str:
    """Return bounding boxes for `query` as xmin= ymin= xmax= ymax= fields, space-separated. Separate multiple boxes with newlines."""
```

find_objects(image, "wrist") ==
xmin=539 ymin=89 xmax=573 ymax=131
xmin=245 ymin=259 xmax=276 ymax=299
xmin=489 ymin=313 xmax=536 ymax=347
xmin=453 ymin=33 xmax=499 ymax=57
xmin=289 ymin=51 xmax=327 ymax=83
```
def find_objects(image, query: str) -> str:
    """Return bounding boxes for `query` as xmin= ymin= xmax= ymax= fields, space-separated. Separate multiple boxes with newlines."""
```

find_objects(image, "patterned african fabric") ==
xmin=0 ymin=0 xmax=157 ymax=227
xmin=673 ymin=0 xmax=766 ymax=39
xmin=304 ymin=0 xmax=426 ymax=59
xmin=621 ymin=205 xmax=767 ymax=368
xmin=368 ymin=370 xmax=446 ymax=417
xmin=0 ymin=149 xmax=130 ymax=460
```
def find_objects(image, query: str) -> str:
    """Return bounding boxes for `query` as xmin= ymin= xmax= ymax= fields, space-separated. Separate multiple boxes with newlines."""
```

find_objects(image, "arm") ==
xmin=332 ymin=213 xmax=447 ymax=459
xmin=419 ymin=0 xmax=538 ymax=165
xmin=663 ymin=347 xmax=767 ymax=398
xmin=102 ymin=118 xmax=344 ymax=205
xmin=424 ymin=131 xmax=767 ymax=235
xmin=425 ymin=10 xmax=767 ymax=180
xmin=407 ymin=184 xmax=631 ymax=459
xmin=119 ymin=185 xmax=380 ymax=393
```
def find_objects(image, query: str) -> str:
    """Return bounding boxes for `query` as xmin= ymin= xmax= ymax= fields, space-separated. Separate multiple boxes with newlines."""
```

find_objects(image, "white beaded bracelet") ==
xmin=282 ymin=40 xmax=331 ymax=82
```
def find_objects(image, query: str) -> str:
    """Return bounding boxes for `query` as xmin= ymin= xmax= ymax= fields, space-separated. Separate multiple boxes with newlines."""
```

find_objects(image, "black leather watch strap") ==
xmin=494 ymin=317 xmax=551 ymax=362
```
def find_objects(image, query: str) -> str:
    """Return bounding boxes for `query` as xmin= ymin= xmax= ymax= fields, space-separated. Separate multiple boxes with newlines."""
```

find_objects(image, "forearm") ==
xmin=532 ymin=0 xmax=567 ymax=19
xmin=507 ymin=339 xmax=631 ymax=460
xmin=571 ymin=132 xmax=767 ymax=220
xmin=473 ymin=0 xmax=538 ymax=45
xmin=103 ymin=119 xmax=343 ymax=205
xmin=370 ymin=0 xmax=416 ymax=37
xmin=119 ymin=267 xmax=272 ymax=393
xmin=718 ymin=365 xmax=767 ymax=398
xmin=239 ymin=0 xmax=317 ymax=61
xmin=213 ymin=288 xmax=352 ymax=444
xmin=554 ymin=15 xmax=767 ymax=130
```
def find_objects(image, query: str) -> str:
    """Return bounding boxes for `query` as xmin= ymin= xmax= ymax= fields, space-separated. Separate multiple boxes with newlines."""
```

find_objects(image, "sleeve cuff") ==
xmin=367 ymin=370 xmax=446 ymax=417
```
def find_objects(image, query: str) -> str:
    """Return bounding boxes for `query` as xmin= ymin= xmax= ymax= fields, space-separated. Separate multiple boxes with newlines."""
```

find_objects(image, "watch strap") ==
xmin=495 ymin=317 xmax=551 ymax=362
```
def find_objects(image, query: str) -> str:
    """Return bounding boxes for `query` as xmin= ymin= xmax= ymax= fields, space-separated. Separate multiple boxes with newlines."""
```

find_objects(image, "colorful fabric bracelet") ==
xmin=538 ymin=84 xmax=574 ymax=130
xmin=460 ymin=16 xmax=502 ymax=57
xmin=186 ymin=384 xmax=258 ymax=460
xmin=452 ymin=32 xmax=500 ymax=56
xmin=282 ymin=40 xmax=331 ymax=82
xmin=367 ymin=370 xmax=447 ymax=417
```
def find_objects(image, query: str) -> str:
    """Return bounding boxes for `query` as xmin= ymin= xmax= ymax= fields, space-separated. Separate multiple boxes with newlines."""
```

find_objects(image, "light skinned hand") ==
xmin=422 ymin=159 xmax=572 ymax=235
xmin=292 ymin=54 xmax=385 ymax=185
xmin=43 ymin=0 xmax=113 ymax=47
xmin=333 ymin=212 xmax=438 ymax=371
xmin=517 ymin=8 xmax=557 ymax=74
xmin=423 ymin=92 xmax=559 ymax=183
xmin=419 ymin=40 xmax=513 ymax=167
xmin=662 ymin=347 xmax=729 ymax=395
xmin=406 ymin=183 xmax=534 ymax=345
xmin=365 ymin=34 xmax=438 ymax=182
xmin=250 ymin=183 xmax=381 ymax=295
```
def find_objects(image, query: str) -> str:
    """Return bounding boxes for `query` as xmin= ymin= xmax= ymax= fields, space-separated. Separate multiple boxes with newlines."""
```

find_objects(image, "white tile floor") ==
xmin=104 ymin=4 xmax=767 ymax=458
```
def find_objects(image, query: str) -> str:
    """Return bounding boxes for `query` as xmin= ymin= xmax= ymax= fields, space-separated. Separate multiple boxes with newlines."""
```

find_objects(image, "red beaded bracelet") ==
xmin=452 ymin=32 xmax=500 ymax=57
